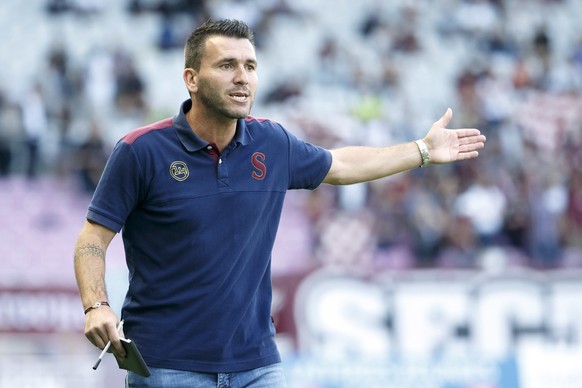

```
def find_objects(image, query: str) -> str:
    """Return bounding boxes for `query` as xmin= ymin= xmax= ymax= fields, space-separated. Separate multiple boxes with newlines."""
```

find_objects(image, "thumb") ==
xmin=435 ymin=108 xmax=453 ymax=128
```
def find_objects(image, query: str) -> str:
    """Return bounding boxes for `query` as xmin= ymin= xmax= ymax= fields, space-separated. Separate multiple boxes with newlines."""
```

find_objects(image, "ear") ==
xmin=183 ymin=68 xmax=198 ymax=94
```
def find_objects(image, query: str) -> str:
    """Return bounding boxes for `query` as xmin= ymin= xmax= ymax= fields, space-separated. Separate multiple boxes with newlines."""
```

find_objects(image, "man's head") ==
xmin=183 ymin=19 xmax=258 ymax=121
xmin=184 ymin=19 xmax=255 ymax=71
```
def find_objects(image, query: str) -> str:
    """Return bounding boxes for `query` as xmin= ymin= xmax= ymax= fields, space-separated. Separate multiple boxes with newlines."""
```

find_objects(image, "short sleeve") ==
xmin=86 ymin=141 xmax=145 ymax=232
xmin=285 ymin=129 xmax=332 ymax=190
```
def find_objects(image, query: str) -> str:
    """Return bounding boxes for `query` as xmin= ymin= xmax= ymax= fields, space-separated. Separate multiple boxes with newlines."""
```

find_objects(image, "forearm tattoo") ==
xmin=75 ymin=244 xmax=106 ymax=260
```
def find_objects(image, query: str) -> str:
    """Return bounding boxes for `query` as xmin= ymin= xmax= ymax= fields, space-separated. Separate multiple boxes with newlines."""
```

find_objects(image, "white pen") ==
xmin=93 ymin=320 xmax=124 ymax=370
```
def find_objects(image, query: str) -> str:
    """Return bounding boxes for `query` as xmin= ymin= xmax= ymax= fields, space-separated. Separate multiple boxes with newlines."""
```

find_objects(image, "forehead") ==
xmin=202 ymin=36 xmax=256 ymax=64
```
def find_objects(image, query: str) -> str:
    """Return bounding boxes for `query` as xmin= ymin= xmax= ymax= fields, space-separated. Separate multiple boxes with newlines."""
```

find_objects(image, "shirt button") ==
xmin=219 ymin=159 xmax=222 ymax=164
xmin=207 ymin=145 xmax=213 ymax=150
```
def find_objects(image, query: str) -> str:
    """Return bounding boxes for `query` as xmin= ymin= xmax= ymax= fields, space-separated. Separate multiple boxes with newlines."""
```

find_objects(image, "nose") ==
xmin=233 ymin=65 xmax=249 ymax=85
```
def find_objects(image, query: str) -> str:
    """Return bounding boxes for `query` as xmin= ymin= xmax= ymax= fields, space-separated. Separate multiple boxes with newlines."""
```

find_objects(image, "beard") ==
xmin=197 ymin=77 xmax=254 ymax=120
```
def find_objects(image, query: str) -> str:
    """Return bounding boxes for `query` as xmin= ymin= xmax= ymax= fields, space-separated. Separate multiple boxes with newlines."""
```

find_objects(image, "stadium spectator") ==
xmin=113 ymin=48 xmax=147 ymax=117
xmin=75 ymin=119 xmax=108 ymax=193
xmin=454 ymin=169 xmax=507 ymax=246
xmin=19 ymin=83 xmax=48 ymax=178
xmin=0 ymin=90 xmax=15 ymax=176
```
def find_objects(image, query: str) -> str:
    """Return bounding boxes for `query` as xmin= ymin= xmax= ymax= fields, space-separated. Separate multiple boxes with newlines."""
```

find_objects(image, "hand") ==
xmin=85 ymin=307 xmax=127 ymax=358
xmin=424 ymin=108 xmax=486 ymax=164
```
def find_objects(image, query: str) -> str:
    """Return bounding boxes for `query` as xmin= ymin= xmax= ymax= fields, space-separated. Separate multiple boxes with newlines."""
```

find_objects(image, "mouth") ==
xmin=229 ymin=91 xmax=250 ymax=103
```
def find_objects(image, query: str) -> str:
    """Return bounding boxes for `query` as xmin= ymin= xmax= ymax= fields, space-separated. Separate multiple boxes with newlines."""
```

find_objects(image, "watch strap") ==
xmin=414 ymin=139 xmax=431 ymax=168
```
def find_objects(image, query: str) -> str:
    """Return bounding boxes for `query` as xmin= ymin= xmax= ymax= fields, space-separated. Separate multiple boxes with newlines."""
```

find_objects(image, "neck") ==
xmin=186 ymin=102 xmax=237 ymax=152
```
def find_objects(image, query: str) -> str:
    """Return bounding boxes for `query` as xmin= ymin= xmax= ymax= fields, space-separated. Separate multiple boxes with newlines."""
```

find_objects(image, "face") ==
xmin=190 ymin=36 xmax=258 ymax=120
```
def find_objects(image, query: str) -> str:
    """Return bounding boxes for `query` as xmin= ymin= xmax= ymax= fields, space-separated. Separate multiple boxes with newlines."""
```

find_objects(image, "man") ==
xmin=74 ymin=19 xmax=486 ymax=387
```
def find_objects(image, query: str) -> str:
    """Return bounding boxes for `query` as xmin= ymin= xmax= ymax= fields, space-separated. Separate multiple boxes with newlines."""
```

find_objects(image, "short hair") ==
xmin=184 ymin=19 xmax=255 ymax=70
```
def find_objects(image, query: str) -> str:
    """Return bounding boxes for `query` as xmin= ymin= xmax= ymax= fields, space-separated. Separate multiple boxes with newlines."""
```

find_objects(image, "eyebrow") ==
xmin=217 ymin=57 xmax=258 ymax=67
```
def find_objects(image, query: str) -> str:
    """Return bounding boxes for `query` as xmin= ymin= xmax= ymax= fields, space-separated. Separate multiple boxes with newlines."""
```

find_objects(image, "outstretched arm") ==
xmin=323 ymin=108 xmax=485 ymax=185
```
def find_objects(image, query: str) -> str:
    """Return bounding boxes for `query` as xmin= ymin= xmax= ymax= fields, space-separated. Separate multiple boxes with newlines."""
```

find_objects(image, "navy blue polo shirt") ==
xmin=86 ymin=99 xmax=332 ymax=373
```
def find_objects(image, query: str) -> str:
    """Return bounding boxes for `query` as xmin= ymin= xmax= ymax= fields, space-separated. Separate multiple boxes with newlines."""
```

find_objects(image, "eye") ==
xmin=220 ymin=63 xmax=233 ymax=70
xmin=245 ymin=64 xmax=256 ymax=71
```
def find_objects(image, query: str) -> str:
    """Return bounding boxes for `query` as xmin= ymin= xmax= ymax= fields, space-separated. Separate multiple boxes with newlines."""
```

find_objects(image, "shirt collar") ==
xmin=174 ymin=99 xmax=253 ymax=152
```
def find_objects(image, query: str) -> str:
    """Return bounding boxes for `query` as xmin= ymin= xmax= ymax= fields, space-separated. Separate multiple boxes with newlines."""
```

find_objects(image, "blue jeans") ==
xmin=125 ymin=363 xmax=287 ymax=388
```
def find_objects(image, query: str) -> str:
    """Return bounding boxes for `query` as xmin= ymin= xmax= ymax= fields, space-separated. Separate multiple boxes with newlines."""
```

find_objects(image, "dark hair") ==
xmin=184 ymin=19 xmax=255 ymax=70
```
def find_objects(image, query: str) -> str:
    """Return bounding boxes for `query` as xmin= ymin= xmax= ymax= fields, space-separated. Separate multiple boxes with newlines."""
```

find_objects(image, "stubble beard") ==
xmin=197 ymin=79 xmax=253 ymax=120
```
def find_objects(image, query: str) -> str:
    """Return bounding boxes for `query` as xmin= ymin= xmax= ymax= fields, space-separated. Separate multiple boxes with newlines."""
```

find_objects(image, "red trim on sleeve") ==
xmin=122 ymin=118 xmax=173 ymax=144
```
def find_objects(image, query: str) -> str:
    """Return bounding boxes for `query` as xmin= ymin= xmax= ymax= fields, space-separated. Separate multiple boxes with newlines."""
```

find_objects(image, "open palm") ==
xmin=424 ymin=108 xmax=486 ymax=164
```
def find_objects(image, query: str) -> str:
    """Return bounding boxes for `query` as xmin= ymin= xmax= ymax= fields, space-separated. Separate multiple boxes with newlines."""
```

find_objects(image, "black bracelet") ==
xmin=84 ymin=301 xmax=110 ymax=314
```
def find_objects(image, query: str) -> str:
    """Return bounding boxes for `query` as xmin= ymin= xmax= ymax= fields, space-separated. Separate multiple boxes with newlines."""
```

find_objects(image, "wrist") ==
xmin=414 ymin=139 xmax=431 ymax=168
xmin=84 ymin=301 xmax=110 ymax=314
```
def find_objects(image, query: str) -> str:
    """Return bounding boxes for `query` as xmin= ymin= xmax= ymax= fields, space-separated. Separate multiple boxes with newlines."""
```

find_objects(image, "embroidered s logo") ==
xmin=170 ymin=161 xmax=189 ymax=181
xmin=251 ymin=152 xmax=266 ymax=181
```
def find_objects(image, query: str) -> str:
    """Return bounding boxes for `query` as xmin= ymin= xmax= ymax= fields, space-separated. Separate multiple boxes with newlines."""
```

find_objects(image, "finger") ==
xmin=109 ymin=323 xmax=127 ymax=358
xmin=457 ymin=150 xmax=480 ymax=160
xmin=455 ymin=128 xmax=482 ymax=138
xmin=436 ymin=108 xmax=453 ymax=128
xmin=86 ymin=328 xmax=108 ymax=349
xmin=459 ymin=142 xmax=485 ymax=153
xmin=458 ymin=134 xmax=486 ymax=147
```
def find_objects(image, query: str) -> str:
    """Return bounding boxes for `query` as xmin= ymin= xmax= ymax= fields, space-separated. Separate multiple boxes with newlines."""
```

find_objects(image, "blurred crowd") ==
xmin=0 ymin=0 xmax=581 ymax=270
